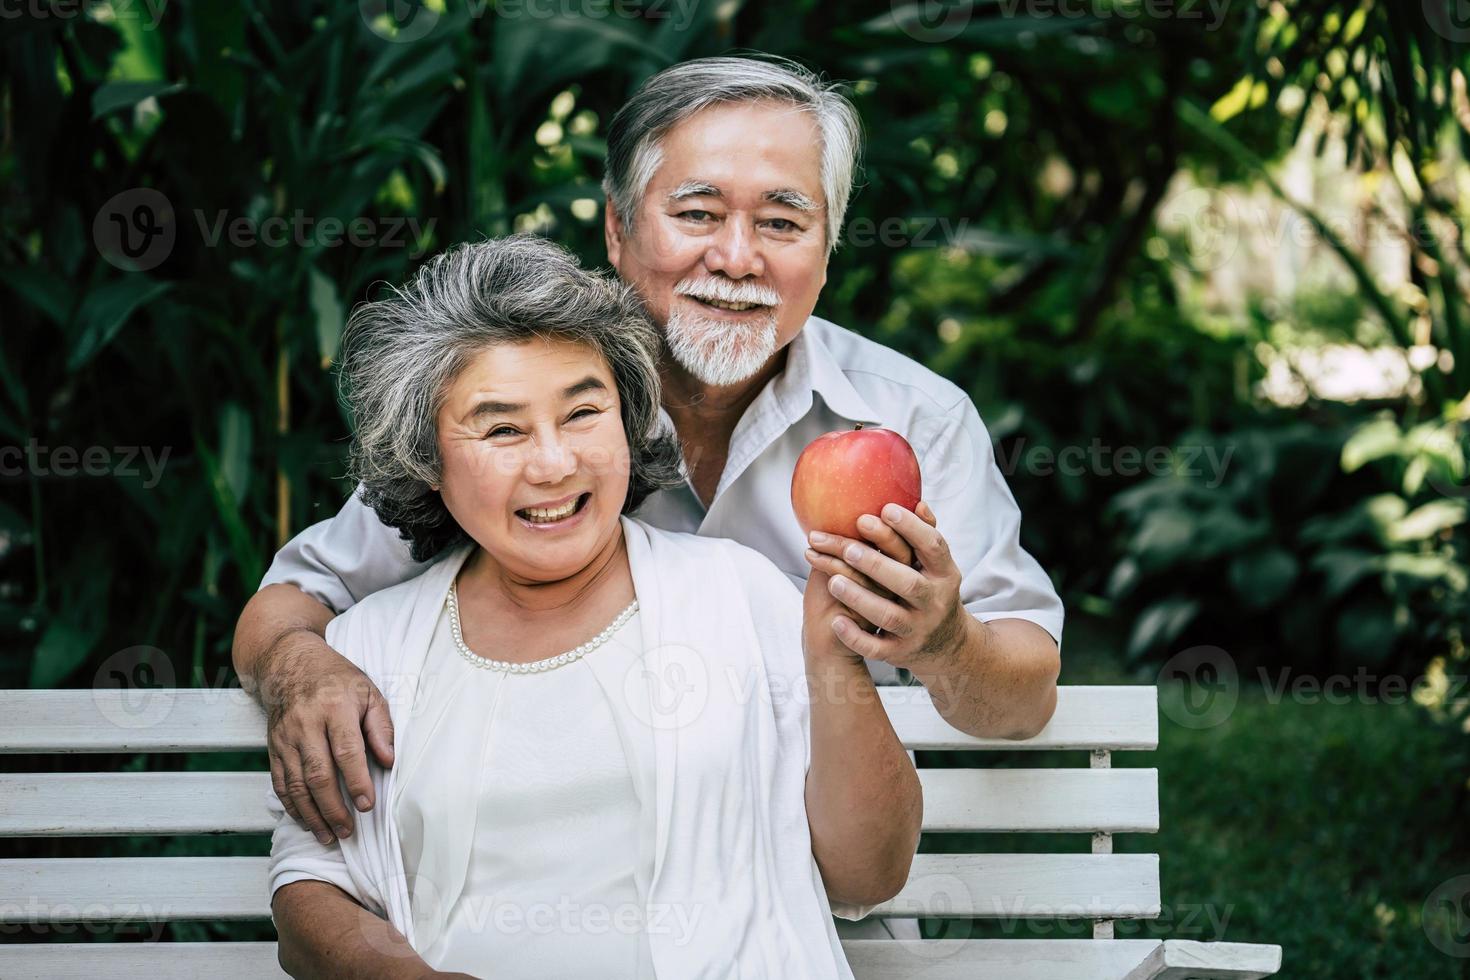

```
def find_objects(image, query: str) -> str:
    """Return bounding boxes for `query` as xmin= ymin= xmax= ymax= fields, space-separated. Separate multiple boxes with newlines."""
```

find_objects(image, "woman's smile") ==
xmin=515 ymin=491 xmax=592 ymax=530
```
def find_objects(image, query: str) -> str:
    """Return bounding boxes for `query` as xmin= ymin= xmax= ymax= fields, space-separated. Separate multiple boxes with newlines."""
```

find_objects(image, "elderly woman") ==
xmin=266 ymin=236 xmax=922 ymax=979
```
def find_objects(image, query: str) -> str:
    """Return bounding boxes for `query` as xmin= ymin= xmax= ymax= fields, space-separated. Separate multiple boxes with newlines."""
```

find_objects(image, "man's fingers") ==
xmin=362 ymin=689 xmax=396 ymax=771
xmin=916 ymin=500 xmax=938 ymax=527
xmin=856 ymin=513 xmax=915 ymax=566
xmin=828 ymin=574 xmax=912 ymax=638
xmin=803 ymin=550 xmax=884 ymax=633
xmin=279 ymin=743 xmax=337 ymax=845
xmin=269 ymin=749 xmax=301 ymax=822
xmin=297 ymin=732 xmax=355 ymax=840
xmin=328 ymin=721 xmax=375 ymax=816
xmin=881 ymin=502 xmax=951 ymax=571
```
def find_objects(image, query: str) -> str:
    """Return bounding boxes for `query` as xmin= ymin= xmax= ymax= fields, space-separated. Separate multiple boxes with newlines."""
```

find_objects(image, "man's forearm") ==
xmin=232 ymin=584 xmax=335 ymax=694
xmin=911 ymin=615 xmax=1060 ymax=740
xmin=273 ymin=880 xmax=430 ymax=980
xmin=804 ymin=655 xmax=923 ymax=908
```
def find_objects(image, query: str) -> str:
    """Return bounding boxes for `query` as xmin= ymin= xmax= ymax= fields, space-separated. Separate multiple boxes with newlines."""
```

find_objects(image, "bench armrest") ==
xmin=1122 ymin=940 xmax=1282 ymax=980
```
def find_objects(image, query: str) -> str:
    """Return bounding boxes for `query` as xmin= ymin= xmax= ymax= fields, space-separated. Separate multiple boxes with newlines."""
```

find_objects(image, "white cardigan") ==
xmin=267 ymin=516 xmax=857 ymax=979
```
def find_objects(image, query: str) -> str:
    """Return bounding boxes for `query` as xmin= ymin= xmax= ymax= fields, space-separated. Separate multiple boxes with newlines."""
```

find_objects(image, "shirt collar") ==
xmin=773 ymin=317 xmax=885 ymax=428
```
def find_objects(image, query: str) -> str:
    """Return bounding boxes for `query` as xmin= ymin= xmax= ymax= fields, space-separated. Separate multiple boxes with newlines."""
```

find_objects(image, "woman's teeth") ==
xmin=698 ymin=298 xmax=761 ymax=311
xmin=519 ymin=495 xmax=582 ymax=523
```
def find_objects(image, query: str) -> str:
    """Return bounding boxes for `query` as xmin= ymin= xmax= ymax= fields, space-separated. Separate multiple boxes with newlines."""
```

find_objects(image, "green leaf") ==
xmin=91 ymin=81 xmax=185 ymax=120
xmin=218 ymin=402 xmax=253 ymax=507
xmin=1126 ymin=597 xmax=1200 ymax=662
xmin=1311 ymin=549 xmax=1383 ymax=600
xmin=1105 ymin=556 xmax=1140 ymax=601
xmin=68 ymin=278 xmax=171 ymax=372
xmin=1131 ymin=508 xmax=1195 ymax=570
xmin=1381 ymin=553 xmax=1469 ymax=593
xmin=1341 ymin=416 xmax=1402 ymax=472
xmin=0 ymin=265 xmax=74 ymax=324
xmin=1209 ymin=76 xmax=1255 ymax=123
xmin=194 ymin=428 xmax=263 ymax=590
xmin=308 ymin=266 xmax=345 ymax=369
xmin=1387 ymin=500 xmax=1467 ymax=543
xmin=29 ymin=620 xmax=99 ymax=688
xmin=1229 ymin=548 xmax=1300 ymax=609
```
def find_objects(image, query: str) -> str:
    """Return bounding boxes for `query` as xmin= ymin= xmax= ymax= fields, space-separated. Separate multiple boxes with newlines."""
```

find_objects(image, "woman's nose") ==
xmin=526 ymin=431 xmax=577 ymax=482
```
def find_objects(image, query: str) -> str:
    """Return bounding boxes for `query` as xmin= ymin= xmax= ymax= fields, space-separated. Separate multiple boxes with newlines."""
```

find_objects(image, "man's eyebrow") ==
xmin=666 ymin=182 xmax=821 ymax=213
xmin=668 ymin=180 xmax=722 ymax=202
xmin=763 ymin=188 xmax=820 ymax=212
xmin=463 ymin=376 xmax=609 ymax=421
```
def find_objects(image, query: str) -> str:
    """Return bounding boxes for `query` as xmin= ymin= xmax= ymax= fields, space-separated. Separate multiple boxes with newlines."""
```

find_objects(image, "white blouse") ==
xmin=393 ymin=599 xmax=653 ymax=978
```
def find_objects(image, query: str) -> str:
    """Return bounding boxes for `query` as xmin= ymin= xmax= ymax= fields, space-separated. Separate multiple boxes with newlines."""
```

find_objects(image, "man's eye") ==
xmin=765 ymin=218 xmax=798 ymax=232
xmin=678 ymin=209 xmax=714 ymax=221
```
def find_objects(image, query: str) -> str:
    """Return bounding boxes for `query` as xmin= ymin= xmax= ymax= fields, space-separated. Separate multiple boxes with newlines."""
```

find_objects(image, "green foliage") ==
xmin=1102 ymin=413 xmax=1468 ymax=669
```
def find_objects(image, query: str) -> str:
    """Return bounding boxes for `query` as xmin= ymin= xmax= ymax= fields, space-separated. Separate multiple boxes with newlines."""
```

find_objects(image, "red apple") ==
xmin=791 ymin=424 xmax=922 ymax=541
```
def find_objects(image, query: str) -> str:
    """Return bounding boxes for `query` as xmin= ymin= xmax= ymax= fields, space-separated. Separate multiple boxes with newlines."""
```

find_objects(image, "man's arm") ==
xmin=233 ymin=491 xmax=422 ymax=844
xmin=273 ymin=880 xmax=468 ymax=980
xmin=802 ymin=564 xmax=923 ymax=909
xmin=233 ymin=584 xmax=396 ymax=845
xmin=803 ymin=501 xmax=1061 ymax=740
xmin=908 ymin=615 xmax=1059 ymax=739
xmin=803 ymin=390 xmax=1064 ymax=738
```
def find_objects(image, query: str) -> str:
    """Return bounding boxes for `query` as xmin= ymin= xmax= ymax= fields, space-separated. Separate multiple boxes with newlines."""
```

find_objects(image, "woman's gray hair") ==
xmin=602 ymin=54 xmax=862 ymax=253
xmin=339 ymin=234 xmax=684 ymax=562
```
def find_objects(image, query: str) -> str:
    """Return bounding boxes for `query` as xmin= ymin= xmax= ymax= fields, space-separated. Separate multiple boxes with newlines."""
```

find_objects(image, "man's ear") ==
xmin=603 ymin=195 xmax=624 ymax=268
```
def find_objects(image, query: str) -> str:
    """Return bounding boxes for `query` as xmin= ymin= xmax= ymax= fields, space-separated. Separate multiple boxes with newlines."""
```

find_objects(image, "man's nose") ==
xmin=705 ymin=218 xmax=765 ymax=280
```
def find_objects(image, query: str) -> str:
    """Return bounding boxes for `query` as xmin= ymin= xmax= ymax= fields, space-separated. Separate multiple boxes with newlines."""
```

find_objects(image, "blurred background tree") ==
xmin=3 ymin=0 xmax=1469 ymax=972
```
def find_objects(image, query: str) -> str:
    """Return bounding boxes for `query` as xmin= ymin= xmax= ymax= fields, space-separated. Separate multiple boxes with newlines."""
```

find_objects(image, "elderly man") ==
xmin=233 ymin=54 xmax=1062 ymax=942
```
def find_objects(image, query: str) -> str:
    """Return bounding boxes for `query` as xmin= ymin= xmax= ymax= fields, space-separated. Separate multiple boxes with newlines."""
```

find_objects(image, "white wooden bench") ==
xmin=0 ymin=684 xmax=1282 ymax=979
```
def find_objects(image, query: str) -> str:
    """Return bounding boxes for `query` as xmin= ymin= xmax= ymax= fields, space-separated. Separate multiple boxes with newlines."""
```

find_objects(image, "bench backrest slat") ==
xmin=0 ymin=768 xmax=1160 ymax=837
xmin=0 ymin=853 xmax=1161 ymax=923
xmin=0 ymin=686 xmax=1159 ymax=753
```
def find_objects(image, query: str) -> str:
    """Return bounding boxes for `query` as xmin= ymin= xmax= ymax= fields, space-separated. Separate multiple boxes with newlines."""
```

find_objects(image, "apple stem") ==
xmin=853 ymin=423 xmax=864 ymax=430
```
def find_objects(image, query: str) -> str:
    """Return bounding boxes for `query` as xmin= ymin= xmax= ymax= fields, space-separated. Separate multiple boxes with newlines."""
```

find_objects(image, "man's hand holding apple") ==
xmin=803 ymin=500 xmax=967 ymax=670
xmin=793 ymin=425 xmax=968 ymax=672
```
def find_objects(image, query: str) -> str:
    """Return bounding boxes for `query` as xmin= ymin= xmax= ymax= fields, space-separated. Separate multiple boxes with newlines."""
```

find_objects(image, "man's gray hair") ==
xmin=602 ymin=54 xmax=863 ymax=253
xmin=339 ymin=234 xmax=684 ymax=562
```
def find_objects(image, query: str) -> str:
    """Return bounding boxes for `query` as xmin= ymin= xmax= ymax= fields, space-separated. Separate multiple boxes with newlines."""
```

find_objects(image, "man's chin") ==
xmin=669 ymin=343 xmax=776 ymax=388
xmin=664 ymin=313 xmax=779 ymax=388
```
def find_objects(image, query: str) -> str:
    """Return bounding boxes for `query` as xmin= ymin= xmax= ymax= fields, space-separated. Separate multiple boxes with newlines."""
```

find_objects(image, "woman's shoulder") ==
xmin=327 ymin=545 xmax=469 ymax=646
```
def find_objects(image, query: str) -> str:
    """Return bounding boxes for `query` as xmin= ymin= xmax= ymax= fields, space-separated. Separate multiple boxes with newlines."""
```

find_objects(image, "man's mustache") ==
xmin=674 ymin=277 xmax=781 ymax=307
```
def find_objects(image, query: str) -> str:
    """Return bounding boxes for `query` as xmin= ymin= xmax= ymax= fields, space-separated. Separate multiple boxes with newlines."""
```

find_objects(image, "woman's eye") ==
xmin=570 ymin=408 xmax=600 ymax=421
xmin=486 ymin=426 xmax=518 ymax=438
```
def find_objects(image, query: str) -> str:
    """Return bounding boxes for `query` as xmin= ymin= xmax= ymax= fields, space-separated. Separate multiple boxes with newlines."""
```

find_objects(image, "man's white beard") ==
xmin=663 ymin=308 xmax=779 ymax=388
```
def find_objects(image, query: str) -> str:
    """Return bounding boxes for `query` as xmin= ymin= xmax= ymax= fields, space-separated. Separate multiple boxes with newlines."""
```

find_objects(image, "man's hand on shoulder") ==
xmin=256 ymin=626 xmax=395 ymax=846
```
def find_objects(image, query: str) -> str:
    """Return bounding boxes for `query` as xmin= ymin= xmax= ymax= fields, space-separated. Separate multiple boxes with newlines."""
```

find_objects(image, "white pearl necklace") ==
xmin=446 ymin=582 xmax=638 ymax=674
